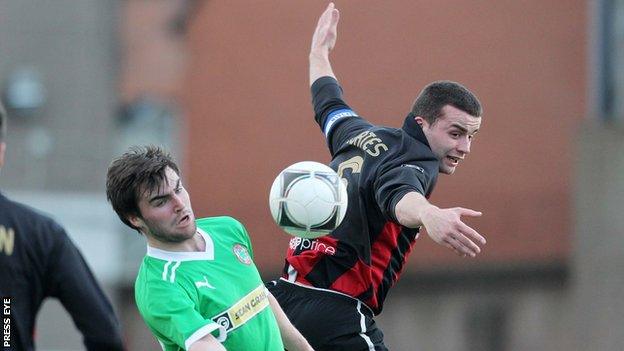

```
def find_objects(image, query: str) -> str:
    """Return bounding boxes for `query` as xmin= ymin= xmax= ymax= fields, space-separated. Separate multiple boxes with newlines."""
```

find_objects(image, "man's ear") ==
xmin=0 ymin=142 xmax=6 ymax=169
xmin=128 ymin=214 xmax=145 ymax=231
xmin=413 ymin=116 xmax=427 ymax=127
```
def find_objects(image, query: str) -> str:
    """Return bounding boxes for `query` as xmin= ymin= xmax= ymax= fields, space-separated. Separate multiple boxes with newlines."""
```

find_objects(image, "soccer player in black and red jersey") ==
xmin=268 ymin=3 xmax=487 ymax=350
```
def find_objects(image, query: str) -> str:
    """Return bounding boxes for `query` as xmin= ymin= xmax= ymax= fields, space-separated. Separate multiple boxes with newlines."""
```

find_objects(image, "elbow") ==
xmin=394 ymin=201 xmax=412 ymax=227
xmin=393 ymin=191 xmax=427 ymax=228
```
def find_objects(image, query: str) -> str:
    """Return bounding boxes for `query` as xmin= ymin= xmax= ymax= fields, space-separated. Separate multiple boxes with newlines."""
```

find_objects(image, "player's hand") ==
xmin=420 ymin=206 xmax=486 ymax=257
xmin=310 ymin=3 xmax=340 ymax=58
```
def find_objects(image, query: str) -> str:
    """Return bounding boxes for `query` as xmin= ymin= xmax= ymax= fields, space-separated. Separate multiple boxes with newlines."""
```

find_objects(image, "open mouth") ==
xmin=446 ymin=156 xmax=461 ymax=165
xmin=178 ymin=214 xmax=191 ymax=225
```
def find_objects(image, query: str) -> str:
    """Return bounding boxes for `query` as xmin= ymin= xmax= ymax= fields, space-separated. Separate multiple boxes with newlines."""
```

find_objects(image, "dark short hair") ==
xmin=106 ymin=145 xmax=180 ymax=231
xmin=0 ymin=101 xmax=6 ymax=142
xmin=411 ymin=81 xmax=482 ymax=124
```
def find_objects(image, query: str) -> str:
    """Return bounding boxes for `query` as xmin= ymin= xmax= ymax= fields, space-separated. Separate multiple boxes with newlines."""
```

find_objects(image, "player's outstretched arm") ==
xmin=395 ymin=191 xmax=487 ymax=257
xmin=309 ymin=2 xmax=340 ymax=86
xmin=268 ymin=293 xmax=315 ymax=351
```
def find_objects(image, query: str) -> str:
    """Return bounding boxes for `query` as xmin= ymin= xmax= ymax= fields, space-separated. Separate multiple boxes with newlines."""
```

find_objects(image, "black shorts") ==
xmin=267 ymin=279 xmax=388 ymax=351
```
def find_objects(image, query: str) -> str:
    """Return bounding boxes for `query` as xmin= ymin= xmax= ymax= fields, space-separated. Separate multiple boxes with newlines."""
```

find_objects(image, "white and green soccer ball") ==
xmin=269 ymin=161 xmax=348 ymax=239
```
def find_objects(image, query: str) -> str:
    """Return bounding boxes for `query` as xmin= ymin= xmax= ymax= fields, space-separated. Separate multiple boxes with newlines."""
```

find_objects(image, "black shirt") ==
xmin=0 ymin=193 xmax=124 ymax=351
xmin=282 ymin=77 xmax=439 ymax=315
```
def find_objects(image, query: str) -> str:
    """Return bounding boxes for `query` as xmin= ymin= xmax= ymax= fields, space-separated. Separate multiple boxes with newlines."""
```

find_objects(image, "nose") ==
xmin=172 ymin=193 xmax=185 ymax=212
xmin=457 ymin=137 xmax=471 ymax=154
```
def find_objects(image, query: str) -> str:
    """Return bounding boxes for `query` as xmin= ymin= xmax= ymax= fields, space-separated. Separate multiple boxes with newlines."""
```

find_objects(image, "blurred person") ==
xmin=105 ymin=146 xmax=313 ymax=351
xmin=0 ymin=103 xmax=124 ymax=351
xmin=267 ymin=3 xmax=487 ymax=350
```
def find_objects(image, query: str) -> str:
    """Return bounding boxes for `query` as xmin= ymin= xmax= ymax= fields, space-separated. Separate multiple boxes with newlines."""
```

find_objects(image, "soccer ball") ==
xmin=269 ymin=161 xmax=348 ymax=238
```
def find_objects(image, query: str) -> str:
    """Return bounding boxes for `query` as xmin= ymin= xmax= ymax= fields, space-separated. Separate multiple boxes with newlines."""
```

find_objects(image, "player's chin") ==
xmin=171 ymin=224 xmax=196 ymax=240
xmin=174 ymin=229 xmax=196 ymax=242
xmin=182 ymin=222 xmax=197 ymax=236
xmin=439 ymin=165 xmax=457 ymax=175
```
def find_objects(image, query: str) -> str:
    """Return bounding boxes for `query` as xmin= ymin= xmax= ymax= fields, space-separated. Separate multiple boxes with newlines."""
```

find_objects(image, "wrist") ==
xmin=419 ymin=204 xmax=439 ymax=226
xmin=309 ymin=51 xmax=329 ymax=61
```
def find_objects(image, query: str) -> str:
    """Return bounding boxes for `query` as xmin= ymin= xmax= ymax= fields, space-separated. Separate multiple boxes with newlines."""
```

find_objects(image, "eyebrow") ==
xmin=148 ymin=178 xmax=181 ymax=204
xmin=450 ymin=123 xmax=479 ymax=134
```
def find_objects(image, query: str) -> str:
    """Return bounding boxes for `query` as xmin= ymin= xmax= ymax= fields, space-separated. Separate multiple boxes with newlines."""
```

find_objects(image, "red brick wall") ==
xmin=184 ymin=1 xmax=586 ymax=273
xmin=119 ymin=0 xmax=187 ymax=104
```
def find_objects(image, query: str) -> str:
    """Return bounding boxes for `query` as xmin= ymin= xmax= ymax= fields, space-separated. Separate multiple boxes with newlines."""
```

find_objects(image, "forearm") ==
xmin=268 ymin=294 xmax=313 ymax=351
xmin=309 ymin=52 xmax=336 ymax=86
xmin=308 ymin=3 xmax=339 ymax=86
xmin=394 ymin=191 xmax=438 ymax=228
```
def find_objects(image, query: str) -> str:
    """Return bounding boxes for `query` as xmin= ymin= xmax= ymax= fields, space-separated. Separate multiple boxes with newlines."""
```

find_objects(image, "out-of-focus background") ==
xmin=0 ymin=0 xmax=622 ymax=350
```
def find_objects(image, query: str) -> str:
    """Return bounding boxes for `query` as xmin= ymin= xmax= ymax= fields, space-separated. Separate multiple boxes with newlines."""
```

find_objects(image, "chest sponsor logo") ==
xmin=211 ymin=284 xmax=269 ymax=333
xmin=233 ymin=244 xmax=252 ymax=265
xmin=289 ymin=237 xmax=336 ymax=255
xmin=195 ymin=276 xmax=216 ymax=289
xmin=347 ymin=131 xmax=389 ymax=157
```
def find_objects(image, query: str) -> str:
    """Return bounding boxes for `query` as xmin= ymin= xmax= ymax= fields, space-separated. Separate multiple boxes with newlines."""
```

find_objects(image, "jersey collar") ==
xmin=402 ymin=112 xmax=431 ymax=148
xmin=146 ymin=228 xmax=215 ymax=261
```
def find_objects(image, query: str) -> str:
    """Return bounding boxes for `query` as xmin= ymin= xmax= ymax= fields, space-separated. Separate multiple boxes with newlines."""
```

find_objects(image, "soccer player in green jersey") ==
xmin=106 ymin=146 xmax=313 ymax=351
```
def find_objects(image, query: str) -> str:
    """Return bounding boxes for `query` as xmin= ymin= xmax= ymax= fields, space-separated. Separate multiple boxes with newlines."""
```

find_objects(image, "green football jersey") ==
xmin=135 ymin=216 xmax=284 ymax=350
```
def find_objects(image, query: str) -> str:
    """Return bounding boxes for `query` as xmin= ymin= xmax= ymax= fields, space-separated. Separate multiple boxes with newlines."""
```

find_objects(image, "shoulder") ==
xmin=369 ymin=124 xmax=408 ymax=140
xmin=340 ymin=124 xmax=401 ymax=159
xmin=135 ymin=258 xmax=187 ymax=307
xmin=1 ymin=195 xmax=55 ymax=224
xmin=374 ymin=126 xmax=436 ymax=159
xmin=371 ymin=127 xmax=439 ymax=179
xmin=196 ymin=216 xmax=246 ymax=233
xmin=0 ymin=194 xmax=67 ymax=237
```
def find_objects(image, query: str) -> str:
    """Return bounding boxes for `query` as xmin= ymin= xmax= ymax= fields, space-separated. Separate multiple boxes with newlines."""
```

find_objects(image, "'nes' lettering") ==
xmin=347 ymin=131 xmax=389 ymax=157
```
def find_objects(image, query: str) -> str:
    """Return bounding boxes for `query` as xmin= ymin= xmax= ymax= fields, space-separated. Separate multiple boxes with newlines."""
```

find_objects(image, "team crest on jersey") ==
xmin=233 ymin=244 xmax=252 ymax=265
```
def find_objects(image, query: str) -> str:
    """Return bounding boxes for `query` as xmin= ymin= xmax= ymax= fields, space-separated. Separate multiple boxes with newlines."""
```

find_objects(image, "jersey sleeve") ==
xmin=140 ymin=281 xmax=226 ymax=350
xmin=373 ymin=144 xmax=439 ymax=223
xmin=46 ymin=221 xmax=125 ymax=350
xmin=311 ymin=76 xmax=372 ymax=156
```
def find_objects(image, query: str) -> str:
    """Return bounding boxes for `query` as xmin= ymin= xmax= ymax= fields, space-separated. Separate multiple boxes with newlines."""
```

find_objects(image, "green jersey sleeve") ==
xmin=139 ymin=280 xmax=226 ymax=350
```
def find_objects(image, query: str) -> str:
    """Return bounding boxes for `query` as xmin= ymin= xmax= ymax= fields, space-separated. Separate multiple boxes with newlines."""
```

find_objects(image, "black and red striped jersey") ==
xmin=282 ymin=77 xmax=440 ymax=315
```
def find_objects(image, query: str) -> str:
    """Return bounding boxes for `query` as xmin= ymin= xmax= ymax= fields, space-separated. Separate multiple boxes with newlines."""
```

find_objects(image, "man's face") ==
xmin=129 ymin=167 xmax=197 ymax=243
xmin=417 ymin=105 xmax=481 ymax=175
